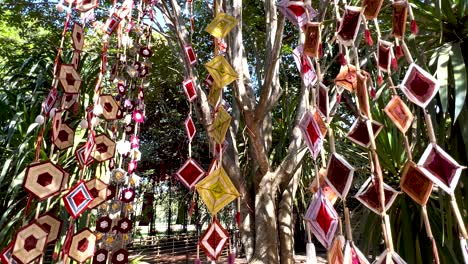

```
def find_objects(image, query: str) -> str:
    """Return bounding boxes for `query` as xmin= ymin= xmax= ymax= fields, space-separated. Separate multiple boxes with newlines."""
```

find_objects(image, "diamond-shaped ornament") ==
xmin=303 ymin=22 xmax=321 ymax=58
xmin=347 ymin=118 xmax=383 ymax=148
xmin=335 ymin=64 xmax=357 ymax=92
xmin=292 ymin=45 xmax=317 ymax=87
xmin=401 ymin=63 xmax=440 ymax=108
xmin=205 ymin=12 xmax=237 ymax=39
xmin=392 ymin=0 xmax=408 ymax=39
xmin=75 ymin=144 xmax=94 ymax=168
xmin=76 ymin=0 xmax=99 ymax=12
xmin=176 ymin=159 xmax=205 ymax=190
xmin=374 ymin=249 xmax=407 ymax=264
xmin=72 ymin=23 xmax=84 ymax=51
xmin=59 ymin=64 xmax=82 ymax=94
xmin=199 ymin=218 xmax=229 ymax=261
xmin=36 ymin=212 xmax=63 ymax=244
xmin=343 ymin=241 xmax=370 ymax=264
xmin=185 ymin=116 xmax=196 ymax=142
xmin=196 ymin=166 xmax=240 ymax=215
xmin=377 ymin=40 xmax=393 ymax=72
xmin=86 ymin=178 xmax=108 ymax=209
xmin=42 ymin=88 xmax=58 ymax=115
xmin=313 ymin=109 xmax=327 ymax=137
xmin=299 ymin=111 xmax=323 ymax=160
xmin=325 ymin=153 xmax=354 ymax=198
xmin=277 ymin=0 xmax=317 ymax=27
xmin=91 ymin=134 xmax=116 ymax=162
xmin=205 ymin=56 xmax=238 ymax=88
xmin=418 ymin=144 xmax=463 ymax=194
xmin=337 ymin=6 xmax=363 ymax=46
xmin=208 ymin=84 xmax=222 ymax=107
xmin=362 ymin=0 xmax=384 ymax=19
xmin=182 ymin=79 xmax=197 ymax=102
xmin=384 ymin=95 xmax=414 ymax=134
xmin=184 ymin=45 xmax=197 ymax=65
xmin=304 ymin=190 xmax=339 ymax=249
xmin=400 ymin=161 xmax=433 ymax=206
xmin=54 ymin=124 xmax=74 ymax=150
xmin=23 ymin=161 xmax=66 ymax=201
xmin=355 ymin=177 xmax=398 ymax=215
xmin=317 ymin=83 xmax=330 ymax=118
xmin=63 ymin=181 xmax=94 ymax=218
xmin=11 ymin=223 xmax=48 ymax=264
xmin=208 ymin=107 xmax=231 ymax=145
xmin=68 ymin=229 xmax=96 ymax=263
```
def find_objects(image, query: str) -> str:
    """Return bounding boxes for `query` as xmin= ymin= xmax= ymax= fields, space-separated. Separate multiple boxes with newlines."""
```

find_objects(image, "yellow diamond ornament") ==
xmin=195 ymin=166 xmax=240 ymax=215
xmin=205 ymin=56 xmax=238 ymax=88
xmin=208 ymin=107 xmax=231 ymax=144
xmin=205 ymin=13 xmax=237 ymax=39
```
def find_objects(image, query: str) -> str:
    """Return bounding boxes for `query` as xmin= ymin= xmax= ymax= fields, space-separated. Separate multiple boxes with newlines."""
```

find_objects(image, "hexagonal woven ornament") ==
xmin=92 ymin=248 xmax=108 ymax=264
xmin=111 ymin=249 xmax=128 ymax=264
xmin=36 ymin=212 xmax=63 ymax=244
xmin=199 ymin=218 xmax=229 ymax=261
xmin=91 ymin=134 xmax=116 ymax=162
xmin=99 ymin=95 xmax=119 ymax=120
xmin=12 ymin=223 xmax=48 ymax=264
xmin=59 ymin=64 xmax=82 ymax=94
xmin=68 ymin=228 xmax=96 ymax=263
xmin=96 ymin=216 xmax=112 ymax=233
xmin=54 ymin=124 xmax=75 ymax=150
xmin=72 ymin=23 xmax=84 ymax=51
xmin=205 ymin=56 xmax=238 ymax=88
xmin=86 ymin=178 xmax=108 ymax=209
xmin=196 ymin=166 xmax=239 ymax=215
xmin=23 ymin=161 xmax=66 ymax=201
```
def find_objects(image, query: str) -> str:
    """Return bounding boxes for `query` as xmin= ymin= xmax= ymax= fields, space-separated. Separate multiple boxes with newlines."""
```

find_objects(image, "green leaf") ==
xmin=436 ymin=44 xmax=451 ymax=113
xmin=450 ymin=43 xmax=467 ymax=122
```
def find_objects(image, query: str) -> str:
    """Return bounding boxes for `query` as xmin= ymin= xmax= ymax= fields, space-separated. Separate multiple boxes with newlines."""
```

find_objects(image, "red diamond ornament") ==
xmin=176 ymin=159 xmax=206 ymax=190
xmin=63 ymin=181 xmax=94 ymax=219
xmin=347 ymin=118 xmax=383 ymax=148
xmin=401 ymin=63 xmax=439 ymax=108
xmin=182 ymin=79 xmax=197 ymax=102
xmin=355 ymin=177 xmax=398 ymax=215
xmin=418 ymin=144 xmax=463 ymax=194
xmin=304 ymin=190 xmax=339 ymax=249
xmin=299 ymin=111 xmax=323 ymax=160
xmin=325 ymin=153 xmax=355 ymax=198
xmin=199 ymin=218 xmax=229 ymax=261
xmin=185 ymin=116 xmax=196 ymax=142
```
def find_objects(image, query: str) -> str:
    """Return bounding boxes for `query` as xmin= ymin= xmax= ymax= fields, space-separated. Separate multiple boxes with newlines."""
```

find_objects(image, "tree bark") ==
xmin=279 ymin=167 xmax=301 ymax=264
xmin=250 ymin=172 xmax=279 ymax=264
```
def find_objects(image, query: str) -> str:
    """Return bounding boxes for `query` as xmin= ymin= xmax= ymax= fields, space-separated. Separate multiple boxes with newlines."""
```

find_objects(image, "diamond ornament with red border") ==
xmin=176 ymin=159 xmax=206 ymax=190
xmin=183 ymin=79 xmax=197 ymax=102
xmin=199 ymin=218 xmax=229 ymax=261
xmin=299 ymin=111 xmax=323 ymax=160
xmin=185 ymin=116 xmax=196 ymax=142
xmin=63 ymin=181 xmax=94 ymax=219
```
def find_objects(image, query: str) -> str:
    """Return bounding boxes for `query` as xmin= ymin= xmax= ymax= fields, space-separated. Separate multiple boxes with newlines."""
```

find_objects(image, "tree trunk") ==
xmin=250 ymin=172 xmax=279 ymax=263
xmin=279 ymin=168 xmax=301 ymax=264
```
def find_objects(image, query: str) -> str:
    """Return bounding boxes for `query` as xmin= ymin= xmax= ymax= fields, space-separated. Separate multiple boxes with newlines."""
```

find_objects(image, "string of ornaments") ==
xmin=0 ymin=0 xmax=151 ymax=263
